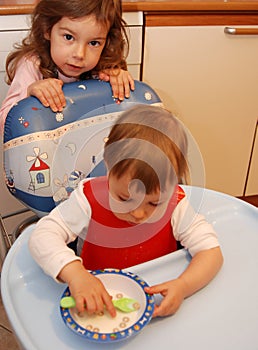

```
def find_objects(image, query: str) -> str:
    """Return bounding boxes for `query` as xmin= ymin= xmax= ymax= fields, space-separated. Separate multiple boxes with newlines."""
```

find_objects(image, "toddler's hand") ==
xmin=98 ymin=68 xmax=135 ymax=101
xmin=144 ymin=278 xmax=187 ymax=317
xmin=63 ymin=263 xmax=116 ymax=317
xmin=27 ymin=78 xmax=66 ymax=112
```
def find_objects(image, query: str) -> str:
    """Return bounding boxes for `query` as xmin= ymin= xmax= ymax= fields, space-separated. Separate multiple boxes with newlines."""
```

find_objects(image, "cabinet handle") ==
xmin=224 ymin=27 xmax=258 ymax=35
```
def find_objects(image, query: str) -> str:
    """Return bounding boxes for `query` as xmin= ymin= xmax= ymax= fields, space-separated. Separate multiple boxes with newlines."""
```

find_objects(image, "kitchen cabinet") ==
xmin=245 ymin=120 xmax=258 ymax=196
xmin=0 ymin=15 xmax=33 ymax=245
xmin=142 ymin=19 xmax=258 ymax=197
xmin=0 ymin=15 xmax=30 ymax=103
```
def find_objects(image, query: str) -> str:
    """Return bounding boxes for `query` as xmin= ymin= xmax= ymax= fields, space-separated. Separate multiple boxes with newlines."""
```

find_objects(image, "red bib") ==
xmin=80 ymin=177 xmax=185 ymax=270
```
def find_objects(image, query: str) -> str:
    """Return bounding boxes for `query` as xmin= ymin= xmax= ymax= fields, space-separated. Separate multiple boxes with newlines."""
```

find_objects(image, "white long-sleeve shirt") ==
xmin=29 ymin=179 xmax=220 ymax=281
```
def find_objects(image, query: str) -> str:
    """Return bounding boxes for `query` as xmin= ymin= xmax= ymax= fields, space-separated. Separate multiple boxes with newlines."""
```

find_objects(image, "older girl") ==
xmin=0 ymin=0 xmax=134 ymax=133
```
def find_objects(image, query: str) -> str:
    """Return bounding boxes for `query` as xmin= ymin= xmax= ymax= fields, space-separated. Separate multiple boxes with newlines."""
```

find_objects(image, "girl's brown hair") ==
xmin=6 ymin=0 xmax=128 ymax=84
xmin=104 ymin=105 xmax=189 ymax=194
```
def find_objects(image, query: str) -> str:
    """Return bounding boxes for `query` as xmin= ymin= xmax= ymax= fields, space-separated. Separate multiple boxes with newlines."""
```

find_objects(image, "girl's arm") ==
xmin=98 ymin=68 xmax=135 ymax=101
xmin=0 ymin=56 xmax=65 ymax=133
xmin=27 ymin=78 xmax=66 ymax=112
xmin=0 ymin=56 xmax=42 ymax=133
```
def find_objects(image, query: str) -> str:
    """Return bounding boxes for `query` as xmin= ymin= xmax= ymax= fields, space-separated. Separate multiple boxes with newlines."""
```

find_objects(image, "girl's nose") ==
xmin=73 ymin=44 xmax=86 ymax=60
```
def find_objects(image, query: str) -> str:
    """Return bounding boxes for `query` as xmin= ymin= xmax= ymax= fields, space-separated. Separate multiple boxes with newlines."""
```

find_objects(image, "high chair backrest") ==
xmin=3 ymin=80 xmax=162 ymax=217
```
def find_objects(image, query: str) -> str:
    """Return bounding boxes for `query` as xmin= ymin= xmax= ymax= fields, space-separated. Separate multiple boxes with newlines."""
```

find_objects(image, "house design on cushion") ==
xmin=27 ymin=147 xmax=50 ymax=191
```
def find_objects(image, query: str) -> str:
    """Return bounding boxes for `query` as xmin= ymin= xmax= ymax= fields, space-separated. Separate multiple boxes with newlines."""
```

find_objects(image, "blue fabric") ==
xmin=3 ymin=79 xmax=162 ymax=216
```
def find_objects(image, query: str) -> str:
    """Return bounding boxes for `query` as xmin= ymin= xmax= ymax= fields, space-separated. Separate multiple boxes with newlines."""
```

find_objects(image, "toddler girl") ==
xmin=29 ymin=105 xmax=223 ymax=318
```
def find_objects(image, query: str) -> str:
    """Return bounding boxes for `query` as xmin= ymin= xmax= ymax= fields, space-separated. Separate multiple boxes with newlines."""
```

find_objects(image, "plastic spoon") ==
xmin=112 ymin=297 xmax=140 ymax=313
xmin=60 ymin=296 xmax=139 ymax=313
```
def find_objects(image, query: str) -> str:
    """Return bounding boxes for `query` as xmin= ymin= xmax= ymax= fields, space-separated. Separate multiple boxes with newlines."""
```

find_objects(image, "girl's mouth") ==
xmin=66 ymin=64 xmax=83 ymax=71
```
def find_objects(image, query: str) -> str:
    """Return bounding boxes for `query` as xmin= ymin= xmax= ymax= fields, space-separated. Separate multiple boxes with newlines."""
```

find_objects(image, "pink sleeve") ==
xmin=0 ymin=56 xmax=42 ymax=134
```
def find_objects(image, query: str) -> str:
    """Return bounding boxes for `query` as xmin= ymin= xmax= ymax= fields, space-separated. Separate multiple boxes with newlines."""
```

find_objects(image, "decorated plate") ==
xmin=60 ymin=269 xmax=155 ymax=343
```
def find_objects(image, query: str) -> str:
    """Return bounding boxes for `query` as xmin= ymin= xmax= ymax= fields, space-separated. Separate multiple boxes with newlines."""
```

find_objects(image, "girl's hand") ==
xmin=27 ymin=78 xmax=66 ymax=112
xmin=98 ymin=69 xmax=135 ymax=101
xmin=58 ymin=261 xmax=116 ymax=317
xmin=144 ymin=278 xmax=187 ymax=317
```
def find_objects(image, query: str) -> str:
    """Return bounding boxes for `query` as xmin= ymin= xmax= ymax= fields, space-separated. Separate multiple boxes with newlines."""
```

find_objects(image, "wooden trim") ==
xmin=145 ymin=12 xmax=258 ymax=26
xmin=124 ymin=2 xmax=258 ymax=12
xmin=3 ymin=1 xmax=258 ymax=15
xmin=0 ymin=4 xmax=34 ymax=15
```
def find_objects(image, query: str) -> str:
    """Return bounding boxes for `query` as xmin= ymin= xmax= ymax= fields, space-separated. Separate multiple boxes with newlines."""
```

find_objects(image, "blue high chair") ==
xmin=0 ymin=79 xmax=163 ymax=260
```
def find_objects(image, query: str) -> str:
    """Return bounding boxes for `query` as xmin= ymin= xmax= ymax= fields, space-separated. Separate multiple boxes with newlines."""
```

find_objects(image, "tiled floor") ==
xmin=0 ymin=289 xmax=20 ymax=350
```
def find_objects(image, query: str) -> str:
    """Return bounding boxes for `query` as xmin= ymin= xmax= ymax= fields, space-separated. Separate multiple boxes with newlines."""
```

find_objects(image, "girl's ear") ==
xmin=44 ymin=31 xmax=50 ymax=40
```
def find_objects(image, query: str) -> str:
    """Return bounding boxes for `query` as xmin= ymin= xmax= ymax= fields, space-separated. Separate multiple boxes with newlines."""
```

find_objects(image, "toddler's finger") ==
xmin=84 ymin=296 xmax=98 ymax=315
xmin=144 ymin=285 xmax=164 ymax=295
xmin=75 ymin=295 xmax=87 ymax=313
xmin=104 ymin=294 xmax=116 ymax=318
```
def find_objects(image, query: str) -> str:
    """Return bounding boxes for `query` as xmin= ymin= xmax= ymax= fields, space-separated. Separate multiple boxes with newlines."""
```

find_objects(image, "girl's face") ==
xmin=108 ymin=173 xmax=171 ymax=225
xmin=45 ymin=15 xmax=108 ymax=78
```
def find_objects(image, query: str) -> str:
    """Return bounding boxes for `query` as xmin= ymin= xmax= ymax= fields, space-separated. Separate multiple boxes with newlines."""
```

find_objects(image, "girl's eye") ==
xmin=64 ymin=34 xmax=74 ymax=41
xmin=89 ymin=40 xmax=100 ymax=47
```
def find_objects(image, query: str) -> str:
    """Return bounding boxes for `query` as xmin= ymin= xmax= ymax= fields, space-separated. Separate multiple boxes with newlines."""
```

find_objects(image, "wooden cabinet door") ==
xmin=245 ymin=120 xmax=258 ymax=196
xmin=143 ymin=25 xmax=258 ymax=196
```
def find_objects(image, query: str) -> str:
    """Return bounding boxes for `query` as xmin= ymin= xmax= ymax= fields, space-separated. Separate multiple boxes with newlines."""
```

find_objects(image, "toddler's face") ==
xmin=45 ymin=15 xmax=108 ymax=78
xmin=108 ymin=173 xmax=171 ymax=225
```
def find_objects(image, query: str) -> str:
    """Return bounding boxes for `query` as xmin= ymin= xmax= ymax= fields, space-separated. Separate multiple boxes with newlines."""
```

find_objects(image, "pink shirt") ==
xmin=0 ymin=56 xmax=76 ymax=134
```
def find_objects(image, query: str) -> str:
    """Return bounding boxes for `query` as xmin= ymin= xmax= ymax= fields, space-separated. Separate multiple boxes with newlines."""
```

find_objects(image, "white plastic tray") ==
xmin=1 ymin=186 xmax=258 ymax=350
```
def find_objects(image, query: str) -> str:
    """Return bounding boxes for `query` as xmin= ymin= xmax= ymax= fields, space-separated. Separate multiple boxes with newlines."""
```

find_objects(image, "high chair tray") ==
xmin=1 ymin=186 xmax=258 ymax=350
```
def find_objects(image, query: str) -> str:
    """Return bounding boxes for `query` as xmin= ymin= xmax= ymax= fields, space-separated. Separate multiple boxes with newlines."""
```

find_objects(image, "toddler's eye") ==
xmin=64 ymin=34 xmax=74 ymax=41
xmin=118 ymin=196 xmax=129 ymax=202
xmin=149 ymin=202 xmax=159 ymax=207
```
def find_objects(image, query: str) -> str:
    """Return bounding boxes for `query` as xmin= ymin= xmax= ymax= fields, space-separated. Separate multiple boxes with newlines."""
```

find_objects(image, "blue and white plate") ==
xmin=60 ymin=269 xmax=155 ymax=343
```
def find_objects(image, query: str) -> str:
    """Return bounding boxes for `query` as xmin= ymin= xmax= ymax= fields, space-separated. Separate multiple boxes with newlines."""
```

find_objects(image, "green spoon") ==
xmin=60 ymin=296 xmax=76 ymax=309
xmin=112 ymin=297 xmax=140 ymax=313
xmin=60 ymin=296 xmax=139 ymax=313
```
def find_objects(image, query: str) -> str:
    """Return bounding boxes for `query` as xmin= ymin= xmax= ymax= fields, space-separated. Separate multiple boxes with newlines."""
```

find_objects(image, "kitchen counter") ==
xmin=1 ymin=0 xmax=258 ymax=15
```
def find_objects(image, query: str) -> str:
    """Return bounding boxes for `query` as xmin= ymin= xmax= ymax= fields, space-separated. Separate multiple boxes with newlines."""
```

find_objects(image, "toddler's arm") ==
xmin=145 ymin=196 xmax=223 ymax=317
xmin=58 ymin=260 xmax=116 ymax=317
xmin=29 ymin=182 xmax=116 ymax=317
xmin=145 ymin=246 xmax=223 ymax=317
